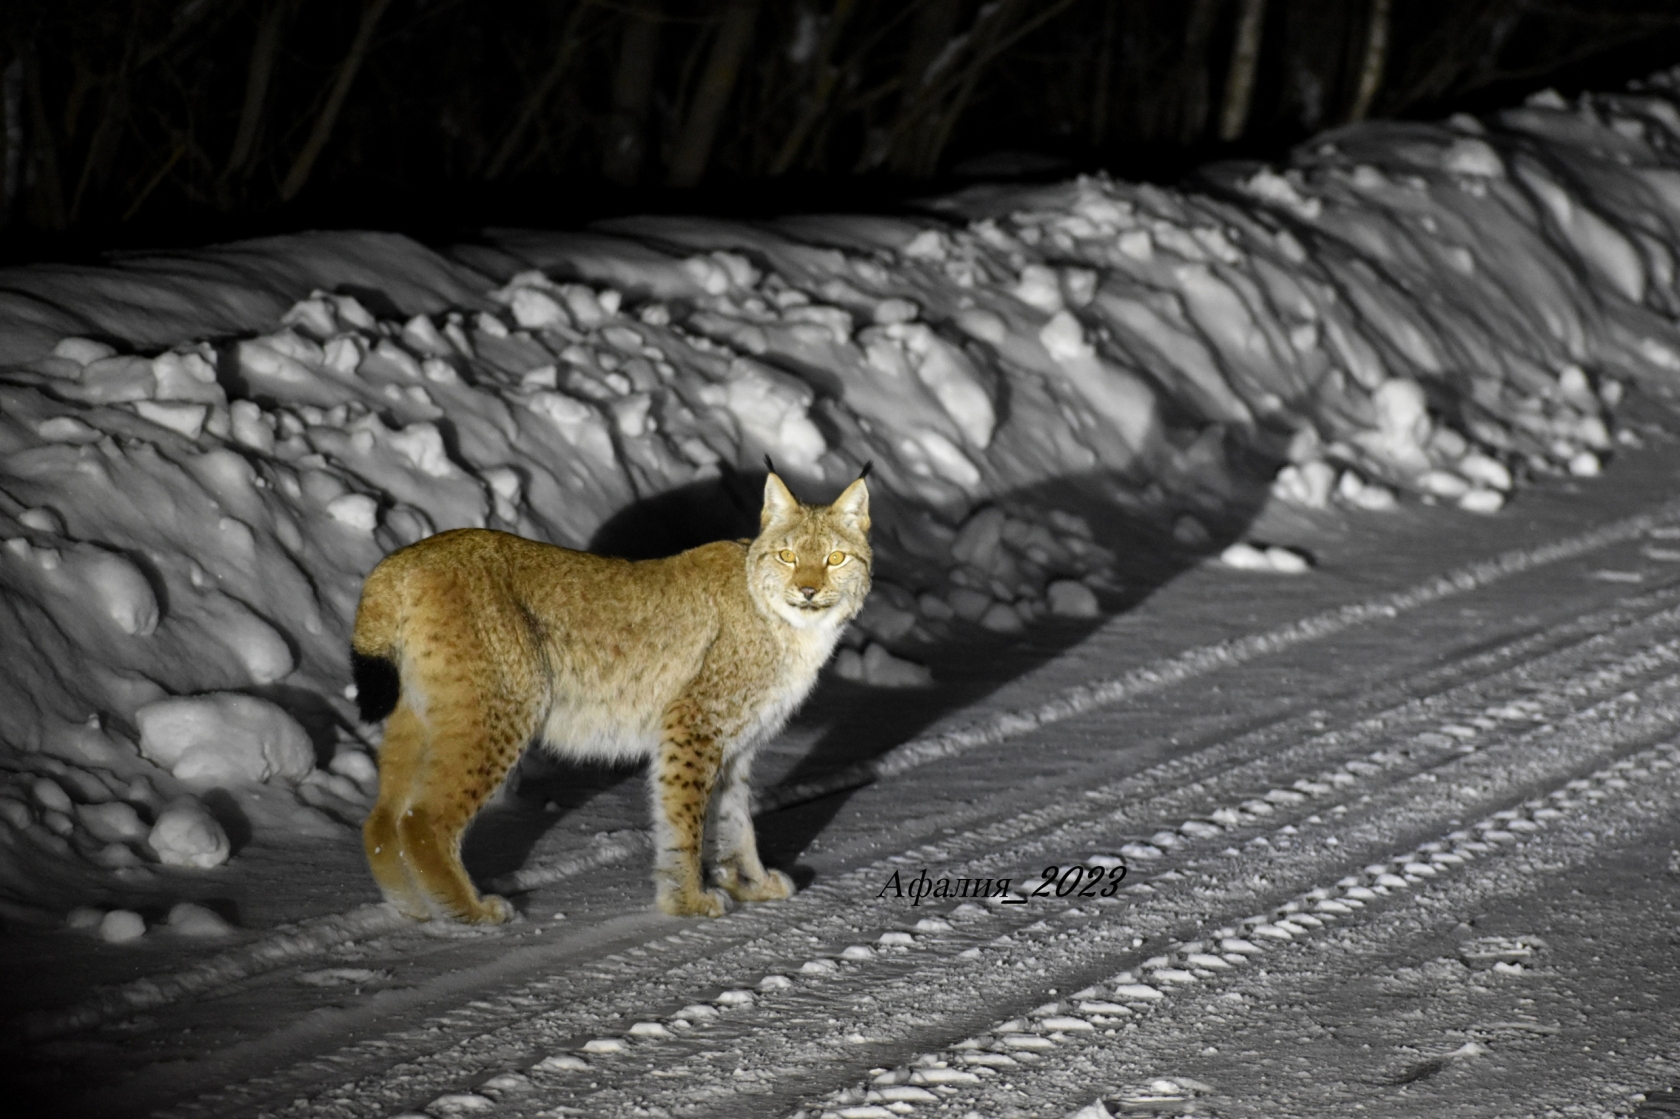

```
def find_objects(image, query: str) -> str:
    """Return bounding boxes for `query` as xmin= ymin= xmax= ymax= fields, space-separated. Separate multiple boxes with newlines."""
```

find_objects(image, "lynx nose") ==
xmin=799 ymin=585 xmax=817 ymax=602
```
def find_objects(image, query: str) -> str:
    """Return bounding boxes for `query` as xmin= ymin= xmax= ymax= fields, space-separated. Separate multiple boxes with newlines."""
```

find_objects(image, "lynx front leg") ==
xmin=706 ymin=751 xmax=793 ymax=904
xmin=653 ymin=699 xmax=734 ymax=917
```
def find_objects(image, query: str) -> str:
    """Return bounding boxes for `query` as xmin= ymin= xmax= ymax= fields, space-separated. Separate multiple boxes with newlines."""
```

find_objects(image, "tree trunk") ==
xmin=1 ymin=56 xmax=20 ymax=229
xmin=603 ymin=2 xmax=662 ymax=187
xmin=1348 ymin=0 xmax=1391 ymax=121
xmin=879 ymin=0 xmax=963 ymax=175
xmin=1219 ymin=0 xmax=1267 ymax=141
xmin=768 ymin=0 xmax=857 ymax=176
xmin=222 ymin=0 xmax=292 ymax=189
xmin=665 ymin=0 xmax=760 ymax=189
xmin=1176 ymin=0 xmax=1220 ymax=145
xmin=1090 ymin=0 xmax=1117 ymax=149
xmin=23 ymin=49 xmax=65 ymax=230
xmin=279 ymin=0 xmax=394 ymax=203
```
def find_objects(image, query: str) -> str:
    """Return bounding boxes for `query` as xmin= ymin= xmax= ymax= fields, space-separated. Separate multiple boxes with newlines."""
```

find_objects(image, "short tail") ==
xmin=351 ymin=562 xmax=403 ymax=723
xmin=350 ymin=650 xmax=401 ymax=723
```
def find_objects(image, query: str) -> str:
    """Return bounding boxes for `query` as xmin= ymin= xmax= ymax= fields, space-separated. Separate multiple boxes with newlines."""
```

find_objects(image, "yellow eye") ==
xmin=778 ymin=549 xmax=797 ymax=563
xmin=827 ymin=551 xmax=846 ymax=566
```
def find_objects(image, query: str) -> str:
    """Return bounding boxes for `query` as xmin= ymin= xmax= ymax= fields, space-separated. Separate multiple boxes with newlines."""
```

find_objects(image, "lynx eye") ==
xmin=777 ymin=549 xmax=797 ymax=564
xmin=826 ymin=551 xmax=846 ymax=566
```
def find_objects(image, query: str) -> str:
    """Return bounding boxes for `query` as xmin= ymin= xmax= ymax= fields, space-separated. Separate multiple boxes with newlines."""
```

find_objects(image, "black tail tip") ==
xmin=350 ymin=651 xmax=400 ymax=723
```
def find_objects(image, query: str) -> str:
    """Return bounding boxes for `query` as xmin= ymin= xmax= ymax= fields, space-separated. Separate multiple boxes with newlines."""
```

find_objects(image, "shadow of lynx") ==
xmin=459 ymin=450 xmax=1280 ymax=894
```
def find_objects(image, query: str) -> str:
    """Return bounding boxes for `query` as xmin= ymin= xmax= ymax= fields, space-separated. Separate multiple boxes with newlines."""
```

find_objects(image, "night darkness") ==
xmin=4 ymin=0 xmax=1680 ymax=259
xmin=13 ymin=4 xmax=1680 ymax=1116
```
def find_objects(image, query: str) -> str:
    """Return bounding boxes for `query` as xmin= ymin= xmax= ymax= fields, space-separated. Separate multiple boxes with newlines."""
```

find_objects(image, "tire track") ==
xmin=814 ymin=740 xmax=1680 ymax=1119
xmin=168 ymin=579 xmax=1680 ymax=1119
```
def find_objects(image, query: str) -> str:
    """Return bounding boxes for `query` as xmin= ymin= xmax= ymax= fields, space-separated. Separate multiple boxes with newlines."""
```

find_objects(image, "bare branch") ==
xmin=665 ymin=0 xmax=760 ymax=188
xmin=486 ymin=1 xmax=589 ymax=181
xmin=278 ymin=0 xmax=394 ymax=203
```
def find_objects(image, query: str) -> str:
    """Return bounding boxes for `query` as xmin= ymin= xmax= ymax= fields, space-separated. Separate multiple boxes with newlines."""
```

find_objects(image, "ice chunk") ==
xmin=1047 ymin=580 xmax=1100 ymax=618
xmin=151 ymin=349 xmax=223 ymax=404
xmin=67 ymin=545 xmax=160 ymax=636
xmin=214 ymin=603 xmax=296 ymax=684
xmin=148 ymin=797 xmax=232 ymax=868
xmin=1568 ymin=450 xmax=1601 ymax=477
xmin=53 ymin=337 xmax=118 ymax=366
xmin=898 ymin=428 xmax=981 ymax=487
xmin=387 ymin=423 xmax=456 ymax=477
xmin=506 ymin=287 xmax=571 ymax=332
xmin=237 ymin=338 xmax=315 ymax=385
xmin=99 ymin=909 xmax=146 ymax=943
xmin=1015 ymin=265 xmax=1065 ymax=313
xmin=167 ymin=901 xmax=234 ymax=936
xmin=872 ymin=297 xmax=918 ymax=324
xmin=31 ymin=777 xmax=73 ymax=813
xmin=35 ymin=416 xmax=101 ymax=444
xmin=1039 ymin=310 xmax=1091 ymax=363
xmin=133 ymin=400 xmax=208 ymax=438
xmin=724 ymin=363 xmax=826 ymax=463
xmin=135 ymin=693 xmax=314 ymax=786
xmin=952 ymin=507 xmax=1005 ymax=571
xmin=1443 ymin=138 xmax=1504 ymax=178
xmin=1219 ymin=541 xmax=1267 ymax=570
xmin=1272 ymin=460 xmax=1336 ymax=508
xmin=77 ymin=355 xmax=157 ymax=403
xmin=981 ymin=602 xmax=1025 ymax=632
xmin=834 ymin=643 xmax=933 ymax=687
xmin=856 ymin=596 xmax=918 ymax=642
xmin=1243 ymin=167 xmax=1322 ymax=219
xmin=893 ymin=324 xmax=996 ymax=447
xmin=1457 ymin=453 xmax=1512 ymax=491
xmin=327 ymin=493 xmax=380 ymax=532
xmin=78 ymin=801 xmax=148 ymax=843
xmin=1373 ymin=378 xmax=1430 ymax=444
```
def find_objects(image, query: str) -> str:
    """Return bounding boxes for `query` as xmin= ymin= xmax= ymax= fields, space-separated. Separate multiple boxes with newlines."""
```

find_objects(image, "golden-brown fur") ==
xmin=351 ymin=473 xmax=871 ymax=922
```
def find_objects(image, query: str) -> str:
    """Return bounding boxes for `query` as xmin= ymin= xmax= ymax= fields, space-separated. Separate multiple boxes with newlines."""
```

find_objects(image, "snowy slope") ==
xmin=5 ymin=75 xmax=1680 ymax=920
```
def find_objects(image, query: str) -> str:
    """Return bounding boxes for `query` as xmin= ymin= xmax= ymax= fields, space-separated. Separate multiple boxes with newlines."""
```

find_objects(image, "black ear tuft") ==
xmin=764 ymin=454 xmax=778 ymax=476
xmin=858 ymin=460 xmax=873 ymax=480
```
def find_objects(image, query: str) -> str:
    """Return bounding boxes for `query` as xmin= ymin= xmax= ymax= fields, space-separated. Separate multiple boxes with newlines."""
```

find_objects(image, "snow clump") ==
xmin=135 ymin=693 xmax=314 ymax=786
xmin=148 ymin=797 xmax=233 ymax=869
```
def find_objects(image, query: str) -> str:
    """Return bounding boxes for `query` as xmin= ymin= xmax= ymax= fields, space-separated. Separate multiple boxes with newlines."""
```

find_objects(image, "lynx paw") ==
xmin=462 ymin=893 xmax=514 ymax=925
xmin=720 ymin=867 xmax=795 ymax=903
xmin=386 ymin=898 xmax=433 ymax=922
xmin=658 ymin=884 xmax=736 ymax=918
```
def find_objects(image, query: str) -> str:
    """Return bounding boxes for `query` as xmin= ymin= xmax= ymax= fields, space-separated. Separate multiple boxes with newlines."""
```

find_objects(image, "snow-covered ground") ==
xmin=7 ymin=69 xmax=1680 ymax=1119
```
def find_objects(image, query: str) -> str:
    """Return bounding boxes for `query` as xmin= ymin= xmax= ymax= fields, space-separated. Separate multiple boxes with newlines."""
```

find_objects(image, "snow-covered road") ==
xmin=9 ymin=442 xmax=1678 ymax=1119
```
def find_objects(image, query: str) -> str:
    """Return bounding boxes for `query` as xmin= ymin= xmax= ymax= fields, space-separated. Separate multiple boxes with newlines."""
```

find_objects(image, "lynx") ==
xmin=350 ymin=470 xmax=871 ymax=922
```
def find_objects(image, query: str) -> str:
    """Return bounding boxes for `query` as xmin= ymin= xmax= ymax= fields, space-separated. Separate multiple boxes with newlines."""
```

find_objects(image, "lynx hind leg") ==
xmin=363 ymin=700 xmax=431 ymax=920
xmin=707 ymin=752 xmax=793 ymax=904
xmin=652 ymin=703 xmax=735 ymax=918
xmin=384 ymin=682 xmax=533 ymax=924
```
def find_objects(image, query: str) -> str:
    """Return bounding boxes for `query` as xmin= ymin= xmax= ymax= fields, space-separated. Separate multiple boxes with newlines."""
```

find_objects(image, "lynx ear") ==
xmin=832 ymin=475 xmax=870 ymax=532
xmin=762 ymin=471 xmax=800 ymax=526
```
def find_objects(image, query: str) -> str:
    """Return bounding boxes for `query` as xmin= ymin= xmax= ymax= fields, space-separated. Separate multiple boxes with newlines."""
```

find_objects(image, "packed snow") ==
xmin=7 ymin=73 xmax=1680 ymax=923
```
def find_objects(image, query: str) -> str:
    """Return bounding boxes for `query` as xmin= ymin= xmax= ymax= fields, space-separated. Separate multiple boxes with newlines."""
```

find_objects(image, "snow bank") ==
xmin=7 ymin=73 xmax=1680 ymax=909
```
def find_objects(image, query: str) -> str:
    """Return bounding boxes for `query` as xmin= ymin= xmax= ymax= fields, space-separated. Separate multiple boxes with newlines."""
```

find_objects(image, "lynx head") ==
xmin=747 ymin=469 xmax=872 ymax=630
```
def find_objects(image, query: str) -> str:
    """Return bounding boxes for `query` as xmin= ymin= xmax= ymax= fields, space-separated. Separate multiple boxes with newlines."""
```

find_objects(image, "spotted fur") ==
xmin=351 ymin=473 xmax=871 ymax=922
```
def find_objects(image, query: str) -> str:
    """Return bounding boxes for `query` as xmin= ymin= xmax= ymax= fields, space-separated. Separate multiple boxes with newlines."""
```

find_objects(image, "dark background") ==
xmin=3 ymin=0 xmax=1679 ymax=261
